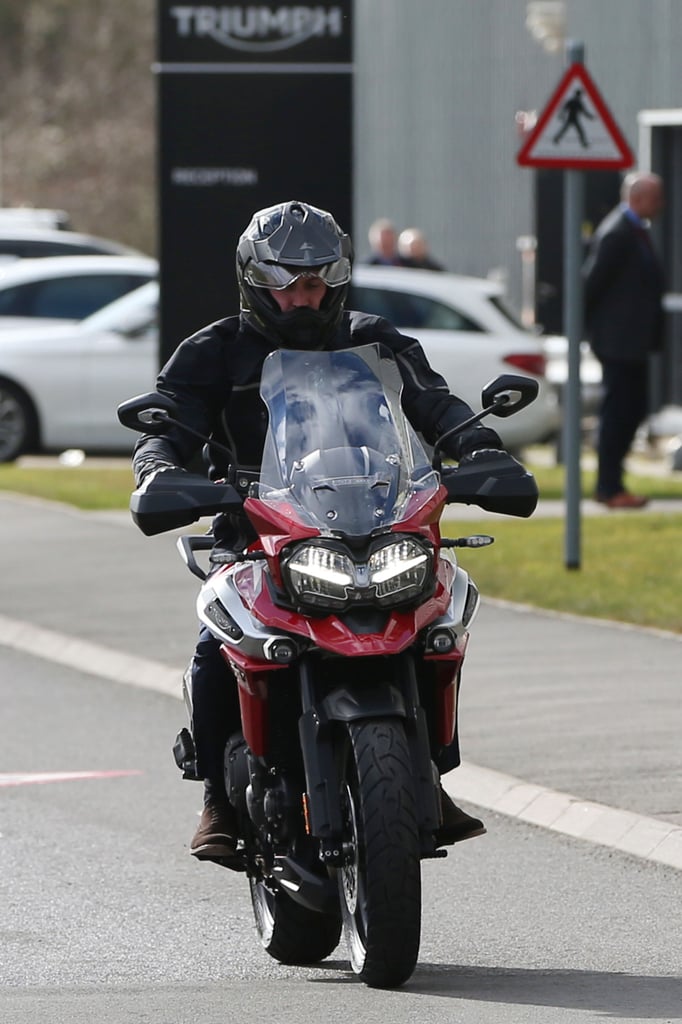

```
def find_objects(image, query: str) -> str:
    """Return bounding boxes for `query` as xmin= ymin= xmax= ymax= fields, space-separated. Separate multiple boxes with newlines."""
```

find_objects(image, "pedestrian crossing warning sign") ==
xmin=517 ymin=63 xmax=634 ymax=169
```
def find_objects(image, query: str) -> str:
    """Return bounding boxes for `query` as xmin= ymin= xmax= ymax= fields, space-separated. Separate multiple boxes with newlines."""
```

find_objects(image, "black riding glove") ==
xmin=447 ymin=426 xmax=504 ymax=462
xmin=457 ymin=447 xmax=509 ymax=468
xmin=137 ymin=463 xmax=188 ymax=488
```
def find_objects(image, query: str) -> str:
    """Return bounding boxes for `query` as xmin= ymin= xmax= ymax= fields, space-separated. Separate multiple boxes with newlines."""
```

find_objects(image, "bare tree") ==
xmin=0 ymin=0 xmax=156 ymax=253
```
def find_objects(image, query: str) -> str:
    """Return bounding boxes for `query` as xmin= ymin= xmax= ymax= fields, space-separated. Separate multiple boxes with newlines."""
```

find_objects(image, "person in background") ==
xmin=583 ymin=171 xmax=665 ymax=509
xmin=398 ymin=227 xmax=445 ymax=271
xmin=366 ymin=217 xmax=405 ymax=265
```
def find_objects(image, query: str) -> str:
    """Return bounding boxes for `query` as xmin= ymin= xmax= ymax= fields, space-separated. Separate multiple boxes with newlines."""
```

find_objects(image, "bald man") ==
xmin=398 ymin=228 xmax=444 ymax=271
xmin=583 ymin=172 xmax=665 ymax=508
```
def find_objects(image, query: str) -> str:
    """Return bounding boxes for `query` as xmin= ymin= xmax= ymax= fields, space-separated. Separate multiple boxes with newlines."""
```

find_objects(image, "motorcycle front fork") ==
xmin=296 ymin=652 xmax=443 ymax=862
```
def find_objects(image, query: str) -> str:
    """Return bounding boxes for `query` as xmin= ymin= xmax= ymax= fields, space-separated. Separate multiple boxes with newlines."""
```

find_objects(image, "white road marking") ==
xmin=0 ymin=612 xmax=180 ymax=697
xmin=0 ymin=770 xmax=142 ymax=787
xmin=1 ymin=611 xmax=680 ymax=870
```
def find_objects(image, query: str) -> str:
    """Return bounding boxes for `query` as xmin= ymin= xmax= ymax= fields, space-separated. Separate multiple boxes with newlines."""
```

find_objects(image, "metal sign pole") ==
xmin=562 ymin=40 xmax=585 ymax=570
xmin=517 ymin=38 xmax=633 ymax=568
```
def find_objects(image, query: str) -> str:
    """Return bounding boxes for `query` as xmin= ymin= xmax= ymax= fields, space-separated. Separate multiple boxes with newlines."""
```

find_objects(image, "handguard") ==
xmin=130 ymin=470 xmax=244 ymax=536
xmin=441 ymin=452 xmax=539 ymax=518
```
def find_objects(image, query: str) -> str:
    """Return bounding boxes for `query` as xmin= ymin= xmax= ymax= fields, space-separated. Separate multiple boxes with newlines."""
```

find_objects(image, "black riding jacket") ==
xmin=133 ymin=310 xmax=502 ymax=543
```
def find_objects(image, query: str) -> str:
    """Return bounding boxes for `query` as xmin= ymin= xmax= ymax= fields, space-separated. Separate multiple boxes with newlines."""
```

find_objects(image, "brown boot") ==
xmin=436 ymin=787 xmax=486 ymax=846
xmin=190 ymin=798 xmax=238 ymax=859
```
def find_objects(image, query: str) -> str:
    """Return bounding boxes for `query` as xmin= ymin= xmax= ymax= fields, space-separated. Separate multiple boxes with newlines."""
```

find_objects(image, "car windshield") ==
xmin=82 ymin=280 xmax=158 ymax=332
xmin=489 ymin=293 xmax=526 ymax=330
xmin=257 ymin=344 xmax=440 ymax=538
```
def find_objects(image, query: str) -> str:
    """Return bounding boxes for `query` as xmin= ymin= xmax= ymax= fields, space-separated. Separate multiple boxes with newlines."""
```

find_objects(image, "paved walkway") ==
xmin=449 ymin=494 xmax=682 ymax=519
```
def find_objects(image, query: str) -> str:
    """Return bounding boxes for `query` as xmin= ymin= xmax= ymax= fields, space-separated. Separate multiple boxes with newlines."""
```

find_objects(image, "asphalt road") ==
xmin=1 ymin=494 xmax=680 ymax=1022
xmin=2 ymin=646 xmax=681 ymax=1024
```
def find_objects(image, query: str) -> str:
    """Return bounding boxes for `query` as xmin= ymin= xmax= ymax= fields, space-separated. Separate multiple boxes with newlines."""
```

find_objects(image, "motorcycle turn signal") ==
xmin=440 ymin=535 xmax=495 ymax=548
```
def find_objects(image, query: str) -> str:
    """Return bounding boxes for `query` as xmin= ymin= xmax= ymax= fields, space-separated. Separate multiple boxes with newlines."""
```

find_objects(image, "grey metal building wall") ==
xmin=353 ymin=0 xmax=682 ymax=309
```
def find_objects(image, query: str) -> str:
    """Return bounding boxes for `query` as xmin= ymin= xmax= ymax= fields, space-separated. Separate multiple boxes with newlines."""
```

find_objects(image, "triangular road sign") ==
xmin=517 ymin=63 xmax=634 ymax=169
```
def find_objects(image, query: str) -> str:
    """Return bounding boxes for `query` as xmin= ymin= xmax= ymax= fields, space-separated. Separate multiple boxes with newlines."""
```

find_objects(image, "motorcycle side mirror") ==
xmin=480 ymin=374 xmax=539 ymax=418
xmin=117 ymin=392 xmax=179 ymax=434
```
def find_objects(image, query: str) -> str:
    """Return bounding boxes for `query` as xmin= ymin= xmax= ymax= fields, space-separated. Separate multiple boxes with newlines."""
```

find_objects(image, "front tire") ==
xmin=250 ymin=877 xmax=342 ymax=965
xmin=338 ymin=719 xmax=421 ymax=988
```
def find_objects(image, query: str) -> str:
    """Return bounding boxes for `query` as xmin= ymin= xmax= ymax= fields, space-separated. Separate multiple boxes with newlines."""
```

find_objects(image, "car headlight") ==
xmin=283 ymin=537 xmax=432 ymax=611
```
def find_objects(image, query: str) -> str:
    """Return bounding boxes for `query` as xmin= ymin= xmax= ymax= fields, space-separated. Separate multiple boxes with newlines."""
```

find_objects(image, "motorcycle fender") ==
xmin=320 ymin=684 xmax=406 ymax=724
xmin=299 ymin=683 xmax=441 ymax=846
xmin=298 ymin=685 xmax=406 ymax=844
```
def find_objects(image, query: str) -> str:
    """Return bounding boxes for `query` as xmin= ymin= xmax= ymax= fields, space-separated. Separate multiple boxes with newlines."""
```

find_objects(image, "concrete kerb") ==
xmin=443 ymin=763 xmax=682 ymax=872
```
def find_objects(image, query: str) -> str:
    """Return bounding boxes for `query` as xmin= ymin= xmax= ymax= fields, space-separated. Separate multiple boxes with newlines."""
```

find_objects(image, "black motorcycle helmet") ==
xmin=236 ymin=200 xmax=353 ymax=348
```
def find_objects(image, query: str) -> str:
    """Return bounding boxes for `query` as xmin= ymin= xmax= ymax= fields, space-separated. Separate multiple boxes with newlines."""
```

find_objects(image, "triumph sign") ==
xmin=168 ymin=5 xmax=344 ymax=50
xmin=156 ymin=0 xmax=353 ymax=363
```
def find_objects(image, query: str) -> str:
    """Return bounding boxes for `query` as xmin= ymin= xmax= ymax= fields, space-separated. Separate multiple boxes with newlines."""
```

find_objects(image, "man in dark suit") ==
xmin=583 ymin=172 xmax=665 ymax=508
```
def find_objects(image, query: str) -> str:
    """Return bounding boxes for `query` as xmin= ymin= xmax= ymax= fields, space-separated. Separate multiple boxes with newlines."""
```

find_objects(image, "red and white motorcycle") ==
xmin=118 ymin=343 xmax=538 ymax=988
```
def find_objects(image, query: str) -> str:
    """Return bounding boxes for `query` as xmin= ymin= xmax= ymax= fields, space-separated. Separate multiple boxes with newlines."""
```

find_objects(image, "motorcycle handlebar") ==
xmin=440 ymin=454 xmax=538 ymax=518
xmin=130 ymin=470 xmax=244 ymax=536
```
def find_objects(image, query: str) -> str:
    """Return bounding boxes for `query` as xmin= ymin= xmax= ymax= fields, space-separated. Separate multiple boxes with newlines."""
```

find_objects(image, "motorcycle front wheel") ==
xmin=337 ymin=718 xmax=421 ymax=988
xmin=250 ymin=877 xmax=342 ymax=965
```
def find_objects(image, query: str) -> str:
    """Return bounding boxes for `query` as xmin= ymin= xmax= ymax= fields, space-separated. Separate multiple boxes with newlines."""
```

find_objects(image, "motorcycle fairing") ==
xmin=219 ymin=643 xmax=286 ymax=757
xmin=219 ymin=552 xmax=454 ymax=657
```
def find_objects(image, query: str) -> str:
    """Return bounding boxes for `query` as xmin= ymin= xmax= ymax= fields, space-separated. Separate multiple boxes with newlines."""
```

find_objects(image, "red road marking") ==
xmin=0 ymin=770 xmax=143 ymax=787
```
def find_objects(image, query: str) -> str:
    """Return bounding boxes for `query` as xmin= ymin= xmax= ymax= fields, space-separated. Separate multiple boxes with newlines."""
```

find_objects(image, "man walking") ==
xmin=583 ymin=172 xmax=665 ymax=508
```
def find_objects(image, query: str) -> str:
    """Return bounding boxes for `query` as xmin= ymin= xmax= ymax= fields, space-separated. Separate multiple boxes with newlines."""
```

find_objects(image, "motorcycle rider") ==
xmin=133 ymin=200 xmax=507 ymax=861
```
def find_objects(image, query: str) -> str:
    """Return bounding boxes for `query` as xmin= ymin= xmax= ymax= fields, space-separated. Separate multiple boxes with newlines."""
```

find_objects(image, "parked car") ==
xmin=542 ymin=334 xmax=603 ymax=417
xmin=0 ymin=281 xmax=159 ymax=461
xmin=0 ymin=255 xmax=157 ymax=329
xmin=0 ymin=207 xmax=71 ymax=230
xmin=0 ymin=226 xmax=146 ymax=266
xmin=349 ymin=265 xmax=560 ymax=450
xmin=0 ymin=267 xmax=562 ymax=462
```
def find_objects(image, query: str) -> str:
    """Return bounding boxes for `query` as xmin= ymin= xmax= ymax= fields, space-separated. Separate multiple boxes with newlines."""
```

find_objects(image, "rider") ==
xmin=133 ymin=200 xmax=506 ymax=860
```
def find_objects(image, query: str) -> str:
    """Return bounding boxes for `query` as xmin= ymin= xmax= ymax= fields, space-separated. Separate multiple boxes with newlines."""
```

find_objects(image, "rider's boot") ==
xmin=436 ymin=786 xmax=486 ymax=846
xmin=190 ymin=779 xmax=238 ymax=859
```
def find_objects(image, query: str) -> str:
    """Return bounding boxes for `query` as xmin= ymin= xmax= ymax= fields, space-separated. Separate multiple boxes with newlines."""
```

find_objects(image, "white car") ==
xmin=0 ymin=268 xmax=560 ymax=462
xmin=0 ymin=282 xmax=159 ymax=461
xmin=542 ymin=334 xmax=603 ymax=417
xmin=0 ymin=225 xmax=146 ymax=266
xmin=350 ymin=266 xmax=560 ymax=450
xmin=0 ymin=254 xmax=157 ymax=329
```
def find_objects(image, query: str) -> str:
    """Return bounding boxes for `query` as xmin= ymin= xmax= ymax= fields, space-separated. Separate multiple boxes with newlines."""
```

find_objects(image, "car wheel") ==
xmin=0 ymin=381 xmax=37 ymax=462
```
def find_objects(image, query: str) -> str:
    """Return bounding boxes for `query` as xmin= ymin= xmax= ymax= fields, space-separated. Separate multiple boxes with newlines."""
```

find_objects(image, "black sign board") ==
xmin=156 ymin=1 xmax=354 ymax=364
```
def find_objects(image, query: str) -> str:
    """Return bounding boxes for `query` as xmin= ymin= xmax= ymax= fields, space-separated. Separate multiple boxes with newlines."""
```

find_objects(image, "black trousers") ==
xmin=596 ymin=358 xmax=649 ymax=497
xmin=190 ymin=624 xmax=240 ymax=785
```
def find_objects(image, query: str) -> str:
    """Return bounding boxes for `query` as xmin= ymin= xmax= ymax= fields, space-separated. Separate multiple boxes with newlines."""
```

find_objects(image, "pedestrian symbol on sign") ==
xmin=553 ymin=88 xmax=594 ymax=148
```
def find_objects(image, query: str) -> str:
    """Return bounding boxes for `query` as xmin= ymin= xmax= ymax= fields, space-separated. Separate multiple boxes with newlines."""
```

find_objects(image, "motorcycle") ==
xmin=118 ymin=343 xmax=538 ymax=988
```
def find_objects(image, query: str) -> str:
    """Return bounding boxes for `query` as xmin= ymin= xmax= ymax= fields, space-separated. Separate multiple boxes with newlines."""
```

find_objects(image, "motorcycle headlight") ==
xmin=283 ymin=537 xmax=432 ymax=611
xmin=284 ymin=545 xmax=355 ymax=609
xmin=369 ymin=538 xmax=431 ymax=606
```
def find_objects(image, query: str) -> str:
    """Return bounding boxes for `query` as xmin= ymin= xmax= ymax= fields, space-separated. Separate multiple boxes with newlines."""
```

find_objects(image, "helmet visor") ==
xmin=244 ymin=257 xmax=352 ymax=291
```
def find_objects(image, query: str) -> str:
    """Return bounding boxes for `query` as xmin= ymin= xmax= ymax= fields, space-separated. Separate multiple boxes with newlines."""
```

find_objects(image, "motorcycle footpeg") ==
xmin=172 ymin=728 xmax=200 ymax=780
xmin=422 ymin=847 xmax=449 ymax=860
xmin=194 ymin=850 xmax=247 ymax=872
xmin=420 ymin=833 xmax=449 ymax=859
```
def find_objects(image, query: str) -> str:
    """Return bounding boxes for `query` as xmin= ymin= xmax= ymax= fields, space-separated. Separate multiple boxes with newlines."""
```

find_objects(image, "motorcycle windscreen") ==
xmin=257 ymin=344 xmax=440 ymax=537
